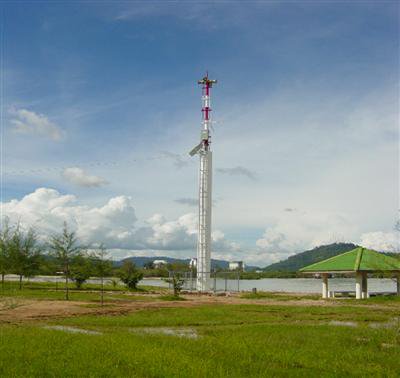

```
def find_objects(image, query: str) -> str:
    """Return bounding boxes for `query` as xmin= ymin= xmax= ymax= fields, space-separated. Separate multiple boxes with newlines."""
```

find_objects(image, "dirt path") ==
xmin=0 ymin=296 xmax=223 ymax=323
xmin=0 ymin=294 xmax=398 ymax=324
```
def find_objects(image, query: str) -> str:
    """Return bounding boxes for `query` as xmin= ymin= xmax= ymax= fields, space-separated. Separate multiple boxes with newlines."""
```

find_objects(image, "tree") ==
xmin=70 ymin=254 xmax=93 ymax=289
xmin=167 ymin=261 xmax=189 ymax=272
xmin=92 ymin=244 xmax=113 ymax=305
xmin=110 ymin=278 xmax=119 ymax=289
xmin=9 ymin=226 xmax=42 ymax=289
xmin=49 ymin=223 xmax=83 ymax=300
xmin=117 ymin=261 xmax=143 ymax=290
xmin=143 ymin=261 xmax=154 ymax=270
xmin=165 ymin=273 xmax=185 ymax=298
xmin=0 ymin=219 xmax=13 ymax=287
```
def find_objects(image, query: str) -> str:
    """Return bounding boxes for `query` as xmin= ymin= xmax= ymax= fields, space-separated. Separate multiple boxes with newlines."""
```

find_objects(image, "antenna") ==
xmin=189 ymin=73 xmax=217 ymax=292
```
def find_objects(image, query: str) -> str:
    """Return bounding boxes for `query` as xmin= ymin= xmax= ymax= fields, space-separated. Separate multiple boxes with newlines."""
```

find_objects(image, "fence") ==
xmin=168 ymin=270 xmax=241 ymax=292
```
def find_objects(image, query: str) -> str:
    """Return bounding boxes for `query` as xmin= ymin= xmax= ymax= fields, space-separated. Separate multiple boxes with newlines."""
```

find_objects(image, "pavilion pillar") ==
xmin=355 ymin=272 xmax=362 ymax=299
xmin=322 ymin=274 xmax=329 ymax=299
xmin=361 ymin=272 xmax=368 ymax=299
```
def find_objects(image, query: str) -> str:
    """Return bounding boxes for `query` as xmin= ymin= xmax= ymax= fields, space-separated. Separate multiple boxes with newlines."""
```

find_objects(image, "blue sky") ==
xmin=1 ymin=1 xmax=398 ymax=265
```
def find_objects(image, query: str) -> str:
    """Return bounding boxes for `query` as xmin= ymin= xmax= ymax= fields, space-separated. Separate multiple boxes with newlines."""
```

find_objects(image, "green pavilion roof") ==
xmin=300 ymin=247 xmax=400 ymax=273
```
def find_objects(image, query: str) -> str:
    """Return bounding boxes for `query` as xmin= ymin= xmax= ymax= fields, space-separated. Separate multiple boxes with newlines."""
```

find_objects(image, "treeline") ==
xmin=140 ymin=261 xmax=195 ymax=278
xmin=0 ymin=221 xmax=143 ymax=301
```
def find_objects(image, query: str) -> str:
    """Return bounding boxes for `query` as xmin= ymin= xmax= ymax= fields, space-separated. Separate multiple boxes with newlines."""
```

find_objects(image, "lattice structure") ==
xmin=189 ymin=74 xmax=217 ymax=292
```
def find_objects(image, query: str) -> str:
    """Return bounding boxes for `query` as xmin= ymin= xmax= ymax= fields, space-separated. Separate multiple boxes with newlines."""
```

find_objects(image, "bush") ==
xmin=165 ymin=273 xmax=185 ymax=297
xmin=70 ymin=255 xmax=93 ymax=289
xmin=117 ymin=261 xmax=143 ymax=290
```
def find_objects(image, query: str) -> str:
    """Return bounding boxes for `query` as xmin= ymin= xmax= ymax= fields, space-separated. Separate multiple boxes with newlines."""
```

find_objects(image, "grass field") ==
xmin=0 ymin=281 xmax=167 ymax=302
xmin=0 ymin=284 xmax=399 ymax=377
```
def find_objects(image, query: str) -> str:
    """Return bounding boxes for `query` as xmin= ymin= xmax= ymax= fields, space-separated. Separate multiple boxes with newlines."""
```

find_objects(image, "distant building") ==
xmin=229 ymin=261 xmax=245 ymax=272
xmin=189 ymin=258 xmax=197 ymax=269
xmin=153 ymin=259 xmax=168 ymax=269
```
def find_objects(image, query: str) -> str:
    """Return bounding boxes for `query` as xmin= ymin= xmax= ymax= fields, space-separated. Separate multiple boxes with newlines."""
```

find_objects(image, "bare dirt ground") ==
xmin=1 ymin=292 xmax=398 ymax=324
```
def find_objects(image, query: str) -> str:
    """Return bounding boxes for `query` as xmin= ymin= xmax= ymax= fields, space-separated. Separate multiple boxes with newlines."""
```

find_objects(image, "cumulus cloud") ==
xmin=1 ymin=188 xmax=138 ymax=244
xmin=217 ymin=166 xmax=257 ymax=180
xmin=9 ymin=108 xmax=64 ymax=141
xmin=0 ymin=188 xmax=238 ymax=257
xmin=174 ymin=198 xmax=198 ymax=207
xmin=254 ymin=211 xmax=354 ymax=264
xmin=62 ymin=167 xmax=108 ymax=187
xmin=212 ymin=230 xmax=241 ymax=253
xmin=359 ymin=231 xmax=399 ymax=252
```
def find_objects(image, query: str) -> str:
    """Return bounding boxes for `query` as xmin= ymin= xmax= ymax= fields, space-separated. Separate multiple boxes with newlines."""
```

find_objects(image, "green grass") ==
xmin=240 ymin=291 xmax=320 ymax=301
xmin=56 ymin=304 xmax=399 ymax=329
xmin=0 ymin=280 xmax=164 ymax=292
xmin=0 ymin=281 xmax=166 ymax=303
xmin=355 ymin=295 xmax=400 ymax=305
xmin=0 ymin=284 xmax=399 ymax=377
xmin=0 ymin=303 xmax=399 ymax=377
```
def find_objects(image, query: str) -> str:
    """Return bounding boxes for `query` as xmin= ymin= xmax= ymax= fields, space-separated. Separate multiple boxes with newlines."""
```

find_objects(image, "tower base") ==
xmin=196 ymin=150 xmax=212 ymax=292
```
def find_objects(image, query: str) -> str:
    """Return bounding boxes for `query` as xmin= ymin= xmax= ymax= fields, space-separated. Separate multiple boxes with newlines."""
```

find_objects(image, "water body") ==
xmin=5 ymin=275 xmax=397 ymax=293
xmin=142 ymin=277 xmax=398 ymax=293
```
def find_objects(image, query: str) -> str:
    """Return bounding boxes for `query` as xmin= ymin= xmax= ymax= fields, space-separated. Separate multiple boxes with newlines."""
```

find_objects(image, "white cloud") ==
xmin=254 ymin=211 xmax=355 ymax=264
xmin=1 ymin=188 xmax=238 ymax=258
xmin=1 ymin=188 xmax=137 ymax=243
xmin=359 ymin=231 xmax=399 ymax=252
xmin=62 ymin=167 xmax=108 ymax=187
xmin=10 ymin=108 xmax=64 ymax=141
xmin=212 ymin=229 xmax=241 ymax=254
xmin=4 ymin=187 xmax=394 ymax=267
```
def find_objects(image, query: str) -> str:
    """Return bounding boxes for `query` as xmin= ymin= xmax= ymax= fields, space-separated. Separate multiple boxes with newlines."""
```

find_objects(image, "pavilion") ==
xmin=299 ymin=247 xmax=400 ymax=299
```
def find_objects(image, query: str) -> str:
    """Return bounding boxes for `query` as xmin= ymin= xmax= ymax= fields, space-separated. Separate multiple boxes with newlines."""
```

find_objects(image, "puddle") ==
xmin=328 ymin=321 xmax=358 ymax=327
xmin=130 ymin=327 xmax=199 ymax=339
xmin=43 ymin=326 xmax=102 ymax=335
xmin=369 ymin=318 xmax=399 ymax=329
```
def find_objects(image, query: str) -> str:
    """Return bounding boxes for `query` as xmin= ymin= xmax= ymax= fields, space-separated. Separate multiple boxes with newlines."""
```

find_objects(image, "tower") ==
xmin=189 ymin=73 xmax=217 ymax=292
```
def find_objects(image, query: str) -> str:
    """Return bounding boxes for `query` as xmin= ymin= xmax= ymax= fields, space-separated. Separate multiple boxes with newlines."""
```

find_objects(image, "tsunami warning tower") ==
xmin=189 ymin=74 xmax=217 ymax=292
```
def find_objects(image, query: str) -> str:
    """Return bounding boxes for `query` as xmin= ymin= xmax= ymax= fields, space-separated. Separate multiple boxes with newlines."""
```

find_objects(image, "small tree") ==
xmin=9 ymin=226 xmax=42 ymax=289
xmin=92 ymin=244 xmax=113 ymax=305
xmin=117 ymin=261 xmax=143 ymax=290
xmin=49 ymin=222 xmax=83 ymax=300
xmin=110 ymin=278 xmax=119 ymax=289
xmin=0 ymin=219 xmax=13 ymax=287
xmin=70 ymin=254 xmax=93 ymax=289
xmin=165 ymin=273 xmax=185 ymax=297
xmin=143 ymin=261 xmax=154 ymax=270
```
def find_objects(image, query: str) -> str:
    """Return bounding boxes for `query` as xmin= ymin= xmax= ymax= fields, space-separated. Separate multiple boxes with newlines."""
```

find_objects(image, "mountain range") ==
xmin=114 ymin=243 xmax=371 ymax=272
xmin=115 ymin=256 xmax=260 ymax=271
xmin=263 ymin=243 xmax=359 ymax=272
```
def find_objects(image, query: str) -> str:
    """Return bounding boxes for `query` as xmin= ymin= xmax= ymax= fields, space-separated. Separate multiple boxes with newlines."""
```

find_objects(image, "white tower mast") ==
xmin=189 ymin=73 xmax=217 ymax=292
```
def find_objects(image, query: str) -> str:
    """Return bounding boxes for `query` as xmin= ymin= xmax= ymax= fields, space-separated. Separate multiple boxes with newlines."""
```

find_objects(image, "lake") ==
xmin=5 ymin=275 xmax=398 ymax=294
xmin=142 ymin=277 xmax=398 ymax=293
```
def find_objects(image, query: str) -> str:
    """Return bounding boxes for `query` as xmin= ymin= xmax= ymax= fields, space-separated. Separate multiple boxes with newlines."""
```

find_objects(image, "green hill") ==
xmin=263 ymin=243 xmax=358 ymax=272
